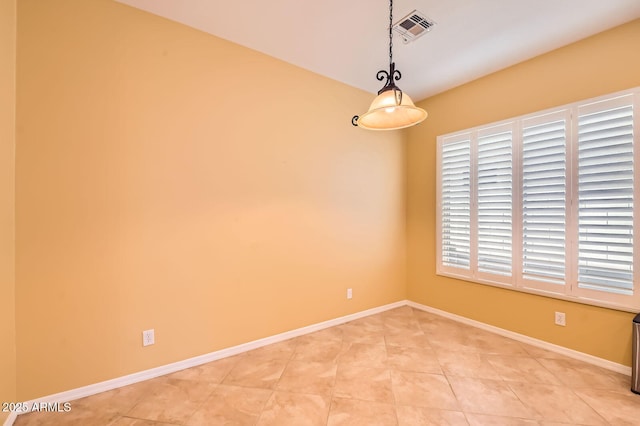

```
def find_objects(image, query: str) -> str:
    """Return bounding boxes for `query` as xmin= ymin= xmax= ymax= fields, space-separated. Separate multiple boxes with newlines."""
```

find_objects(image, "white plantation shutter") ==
xmin=577 ymin=97 xmax=635 ymax=296
xmin=521 ymin=114 xmax=567 ymax=286
xmin=477 ymin=128 xmax=513 ymax=276
xmin=437 ymin=88 xmax=639 ymax=310
xmin=440 ymin=136 xmax=471 ymax=270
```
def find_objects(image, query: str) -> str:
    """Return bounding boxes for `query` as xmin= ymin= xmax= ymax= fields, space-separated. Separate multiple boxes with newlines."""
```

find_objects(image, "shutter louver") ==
xmin=577 ymin=103 xmax=634 ymax=295
xmin=522 ymin=119 xmax=567 ymax=285
xmin=441 ymin=139 xmax=471 ymax=269
xmin=477 ymin=131 xmax=513 ymax=276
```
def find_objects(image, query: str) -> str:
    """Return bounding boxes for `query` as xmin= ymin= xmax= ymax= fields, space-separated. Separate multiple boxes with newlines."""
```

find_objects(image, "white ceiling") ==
xmin=115 ymin=0 xmax=640 ymax=101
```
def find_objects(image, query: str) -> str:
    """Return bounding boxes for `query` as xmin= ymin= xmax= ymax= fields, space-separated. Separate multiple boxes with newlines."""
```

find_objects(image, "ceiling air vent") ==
xmin=393 ymin=10 xmax=435 ymax=43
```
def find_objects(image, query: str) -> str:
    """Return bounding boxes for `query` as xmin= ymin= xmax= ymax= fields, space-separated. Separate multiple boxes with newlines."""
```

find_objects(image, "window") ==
xmin=477 ymin=125 xmax=513 ymax=280
xmin=440 ymin=135 xmax=471 ymax=270
xmin=437 ymin=88 xmax=640 ymax=311
xmin=520 ymin=111 xmax=569 ymax=294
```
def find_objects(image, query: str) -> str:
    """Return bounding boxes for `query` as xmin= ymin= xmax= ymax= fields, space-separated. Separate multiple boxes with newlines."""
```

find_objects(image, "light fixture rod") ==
xmin=388 ymin=0 xmax=394 ymax=69
xmin=376 ymin=0 xmax=401 ymax=96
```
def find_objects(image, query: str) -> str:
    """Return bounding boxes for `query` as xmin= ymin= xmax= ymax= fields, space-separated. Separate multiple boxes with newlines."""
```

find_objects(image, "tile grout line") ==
xmin=10 ymin=303 xmax=639 ymax=425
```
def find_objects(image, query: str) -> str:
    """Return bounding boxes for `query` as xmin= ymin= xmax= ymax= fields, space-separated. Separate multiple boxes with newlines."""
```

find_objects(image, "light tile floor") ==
xmin=13 ymin=306 xmax=640 ymax=425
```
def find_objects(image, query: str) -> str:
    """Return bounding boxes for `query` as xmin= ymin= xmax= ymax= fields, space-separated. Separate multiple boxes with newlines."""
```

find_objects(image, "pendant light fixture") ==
xmin=352 ymin=0 xmax=427 ymax=131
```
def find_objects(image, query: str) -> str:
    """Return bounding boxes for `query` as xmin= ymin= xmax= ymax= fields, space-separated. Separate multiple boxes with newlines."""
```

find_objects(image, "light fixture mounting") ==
xmin=351 ymin=0 xmax=427 ymax=131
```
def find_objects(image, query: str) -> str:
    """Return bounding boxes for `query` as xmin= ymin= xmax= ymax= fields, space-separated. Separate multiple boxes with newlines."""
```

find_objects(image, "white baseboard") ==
xmin=4 ymin=301 xmax=405 ymax=425
xmin=2 ymin=412 xmax=17 ymax=426
xmin=5 ymin=298 xmax=631 ymax=426
xmin=406 ymin=300 xmax=632 ymax=376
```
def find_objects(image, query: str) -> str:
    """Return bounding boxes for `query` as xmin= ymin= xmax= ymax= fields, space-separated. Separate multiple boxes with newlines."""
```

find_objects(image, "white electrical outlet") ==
xmin=347 ymin=288 xmax=353 ymax=299
xmin=554 ymin=312 xmax=566 ymax=326
xmin=142 ymin=329 xmax=155 ymax=346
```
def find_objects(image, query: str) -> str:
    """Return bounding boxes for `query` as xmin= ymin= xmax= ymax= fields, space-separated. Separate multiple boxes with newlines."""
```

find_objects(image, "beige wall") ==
xmin=15 ymin=0 xmax=405 ymax=400
xmin=407 ymin=19 xmax=640 ymax=366
xmin=0 ymin=0 xmax=16 ymax=422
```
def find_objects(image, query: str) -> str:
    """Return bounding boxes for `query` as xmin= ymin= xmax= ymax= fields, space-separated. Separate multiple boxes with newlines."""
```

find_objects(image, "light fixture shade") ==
xmin=356 ymin=89 xmax=428 ymax=130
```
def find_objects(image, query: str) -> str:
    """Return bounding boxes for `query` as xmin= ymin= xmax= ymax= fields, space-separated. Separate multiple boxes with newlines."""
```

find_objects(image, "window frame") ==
xmin=436 ymin=87 xmax=640 ymax=312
